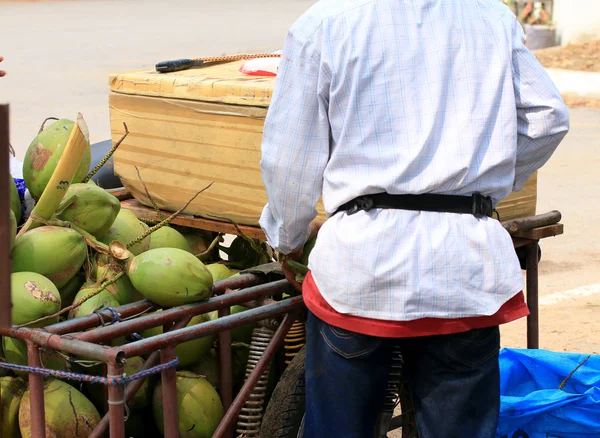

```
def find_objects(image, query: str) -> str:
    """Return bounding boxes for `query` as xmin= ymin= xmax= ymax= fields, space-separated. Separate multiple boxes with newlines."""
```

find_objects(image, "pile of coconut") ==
xmin=1 ymin=116 xmax=274 ymax=438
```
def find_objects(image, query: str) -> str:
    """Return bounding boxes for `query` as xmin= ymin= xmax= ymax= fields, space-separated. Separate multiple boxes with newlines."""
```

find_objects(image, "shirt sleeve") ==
xmin=511 ymin=20 xmax=570 ymax=192
xmin=258 ymin=32 xmax=330 ymax=255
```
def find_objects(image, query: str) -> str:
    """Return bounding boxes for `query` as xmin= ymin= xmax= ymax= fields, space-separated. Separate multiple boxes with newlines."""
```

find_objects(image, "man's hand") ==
xmin=280 ymin=221 xmax=323 ymax=292
xmin=0 ymin=57 xmax=5 ymax=77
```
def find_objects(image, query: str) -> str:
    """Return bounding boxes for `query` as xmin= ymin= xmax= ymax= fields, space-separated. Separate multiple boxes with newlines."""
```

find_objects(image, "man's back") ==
xmin=260 ymin=0 xmax=569 ymax=321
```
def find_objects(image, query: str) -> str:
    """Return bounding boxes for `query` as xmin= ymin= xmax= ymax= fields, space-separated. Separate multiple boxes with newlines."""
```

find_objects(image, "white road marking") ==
xmin=539 ymin=283 xmax=600 ymax=306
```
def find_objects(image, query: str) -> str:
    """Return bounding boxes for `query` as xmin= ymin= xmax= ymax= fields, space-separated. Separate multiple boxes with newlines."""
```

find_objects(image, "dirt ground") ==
xmin=535 ymin=40 xmax=600 ymax=72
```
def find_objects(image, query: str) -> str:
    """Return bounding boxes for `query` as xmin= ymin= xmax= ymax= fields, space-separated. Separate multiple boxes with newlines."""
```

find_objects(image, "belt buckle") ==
xmin=471 ymin=193 xmax=492 ymax=218
xmin=348 ymin=196 xmax=374 ymax=215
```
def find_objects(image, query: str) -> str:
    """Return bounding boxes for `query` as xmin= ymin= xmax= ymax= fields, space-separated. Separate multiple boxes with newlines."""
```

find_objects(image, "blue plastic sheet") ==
xmin=497 ymin=348 xmax=600 ymax=438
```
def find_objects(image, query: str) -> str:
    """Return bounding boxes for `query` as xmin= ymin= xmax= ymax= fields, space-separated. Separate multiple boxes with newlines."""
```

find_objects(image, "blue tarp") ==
xmin=497 ymin=348 xmax=600 ymax=438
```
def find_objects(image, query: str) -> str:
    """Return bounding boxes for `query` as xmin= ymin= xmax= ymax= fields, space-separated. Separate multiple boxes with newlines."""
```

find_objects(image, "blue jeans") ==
xmin=304 ymin=311 xmax=500 ymax=438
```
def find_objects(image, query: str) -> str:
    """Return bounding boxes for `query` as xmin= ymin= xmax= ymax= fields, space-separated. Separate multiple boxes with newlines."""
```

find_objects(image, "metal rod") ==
xmin=80 ymin=280 xmax=292 ymax=344
xmin=160 ymin=339 xmax=180 ymax=438
xmin=213 ymin=313 xmax=296 ymax=438
xmin=114 ymin=295 xmax=302 ymax=359
xmin=89 ymin=316 xmax=193 ymax=438
xmin=218 ymin=306 xmax=233 ymax=438
xmin=0 ymin=327 xmax=116 ymax=363
xmin=45 ymin=274 xmax=260 ymax=336
xmin=526 ymin=241 xmax=540 ymax=349
xmin=107 ymin=362 xmax=126 ymax=438
xmin=27 ymin=342 xmax=46 ymax=438
xmin=0 ymin=105 xmax=11 ymax=329
xmin=102 ymin=363 xmax=109 ymax=415
xmin=46 ymin=300 xmax=155 ymax=334
xmin=503 ymin=210 xmax=561 ymax=235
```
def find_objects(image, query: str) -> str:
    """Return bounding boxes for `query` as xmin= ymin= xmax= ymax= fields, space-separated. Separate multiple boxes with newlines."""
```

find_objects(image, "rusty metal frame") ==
xmin=0 ymin=104 xmax=11 ymax=329
xmin=0 ymin=273 xmax=303 ymax=438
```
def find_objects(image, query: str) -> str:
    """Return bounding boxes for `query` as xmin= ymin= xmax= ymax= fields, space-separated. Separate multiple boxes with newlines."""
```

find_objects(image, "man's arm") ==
xmin=0 ymin=56 xmax=6 ymax=77
xmin=259 ymin=32 xmax=330 ymax=255
xmin=511 ymin=21 xmax=570 ymax=191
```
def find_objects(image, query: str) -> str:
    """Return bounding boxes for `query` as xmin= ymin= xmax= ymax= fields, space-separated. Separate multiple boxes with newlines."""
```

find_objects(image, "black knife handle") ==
xmin=155 ymin=59 xmax=200 ymax=73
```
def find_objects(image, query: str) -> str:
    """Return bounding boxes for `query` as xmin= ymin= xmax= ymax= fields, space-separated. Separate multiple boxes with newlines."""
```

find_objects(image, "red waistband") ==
xmin=302 ymin=271 xmax=529 ymax=338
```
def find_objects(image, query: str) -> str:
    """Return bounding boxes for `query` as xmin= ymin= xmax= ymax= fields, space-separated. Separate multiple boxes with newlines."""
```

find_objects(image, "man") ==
xmin=259 ymin=1 xmax=569 ymax=437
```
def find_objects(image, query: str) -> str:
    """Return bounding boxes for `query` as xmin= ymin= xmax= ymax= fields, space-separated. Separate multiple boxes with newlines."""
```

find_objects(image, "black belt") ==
xmin=335 ymin=192 xmax=495 ymax=218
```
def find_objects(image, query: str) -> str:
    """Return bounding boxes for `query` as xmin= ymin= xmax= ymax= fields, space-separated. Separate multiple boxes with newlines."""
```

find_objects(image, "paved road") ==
xmin=1 ymin=0 xmax=599 ymax=355
xmin=0 ymin=0 xmax=317 ymax=154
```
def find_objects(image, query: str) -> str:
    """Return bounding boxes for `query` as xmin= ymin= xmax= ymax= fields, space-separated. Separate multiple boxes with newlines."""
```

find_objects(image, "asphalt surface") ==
xmin=1 ymin=0 xmax=599 ymax=354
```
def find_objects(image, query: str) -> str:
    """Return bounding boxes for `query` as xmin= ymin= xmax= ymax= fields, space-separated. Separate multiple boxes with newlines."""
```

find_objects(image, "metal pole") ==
xmin=27 ymin=342 xmax=46 ymax=438
xmin=46 ymin=300 xmax=154 ymax=335
xmin=107 ymin=362 xmax=126 ymax=438
xmin=45 ymin=274 xmax=260 ymax=336
xmin=526 ymin=241 xmax=540 ymax=349
xmin=213 ymin=313 xmax=296 ymax=438
xmin=89 ymin=316 xmax=193 ymax=438
xmin=0 ymin=105 xmax=11 ymax=329
xmin=77 ymin=280 xmax=288 ymax=344
xmin=218 ymin=306 xmax=233 ymax=438
xmin=160 ymin=324 xmax=180 ymax=438
xmin=115 ymin=295 xmax=302 ymax=358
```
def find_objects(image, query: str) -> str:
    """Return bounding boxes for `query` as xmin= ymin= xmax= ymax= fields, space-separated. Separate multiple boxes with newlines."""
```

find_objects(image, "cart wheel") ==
xmin=259 ymin=346 xmax=306 ymax=438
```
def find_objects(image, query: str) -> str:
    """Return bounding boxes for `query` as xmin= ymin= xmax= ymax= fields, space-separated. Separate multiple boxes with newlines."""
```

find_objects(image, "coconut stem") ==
xmin=196 ymin=233 xmax=223 ymax=261
xmin=134 ymin=165 xmax=166 ymax=221
xmin=17 ymin=272 xmax=125 ymax=328
xmin=126 ymin=182 xmax=214 ymax=249
xmin=17 ymin=113 xmax=90 ymax=238
xmin=38 ymin=117 xmax=59 ymax=134
xmin=139 ymin=217 xmax=160 ymax=225
xmin=83 ymin=122 xmax=129 ymax=183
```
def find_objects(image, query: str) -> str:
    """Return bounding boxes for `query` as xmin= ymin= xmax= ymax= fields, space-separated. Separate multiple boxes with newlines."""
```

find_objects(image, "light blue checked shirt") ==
xmin=259 ymin=0 xmax=569 ymax=321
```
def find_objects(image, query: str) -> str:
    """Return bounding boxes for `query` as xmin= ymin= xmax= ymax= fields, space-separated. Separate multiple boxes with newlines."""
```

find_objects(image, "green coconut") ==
xmin=127 ymin=248 xmax=213 ymax=307
xmin=230 ymin=305 xmax=257 ymax=344
xmin=96 ymin=255 xmax=141 ymax=305
xmin=153 ymin=372 xmax=223 ymax=438
xmin=9 ymin=175 xmax=21 ymax=223
xmin=22 ymin=118 xmax=91 ymax=200
xmin=141 ymin=312 xmax=216 ymax=368
xmin=85 ymin=356 xmax=151 ymax=411
xmin=68 ymin=283 xmax=121 ymax=320
xmin=11 ymin=272 xmax=61 ymax=327
xmin=9 ymin=209 xmax=17 ymax=249
xmin=2 ymin=336 xmax=68 ymax=376
xmin=188 ymin=349 xmax=220 ymax=389
xmin=1 ymin=376 xmax=27 ymax=438
xmin=149 ymin=226 xmax=191 ymax=252
xmin=182 ymin=230 xmax=213 ymax=254
xmin=19 ymin=379 xmax=100 ymax=438
xmin=205 ymin=263 xmax=233 ymax=283
xmin=175 ymin=314 xmax=216 ymax=368
xmin=12 ymin=226 xmax=87 ymax=288
xmin=100 ymin=209 xmax=151 ymax=255
xmin=59 ymin=272 xmax=85 ymax=309
xmin=56 ymin=183 xmax=120 ymax=238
